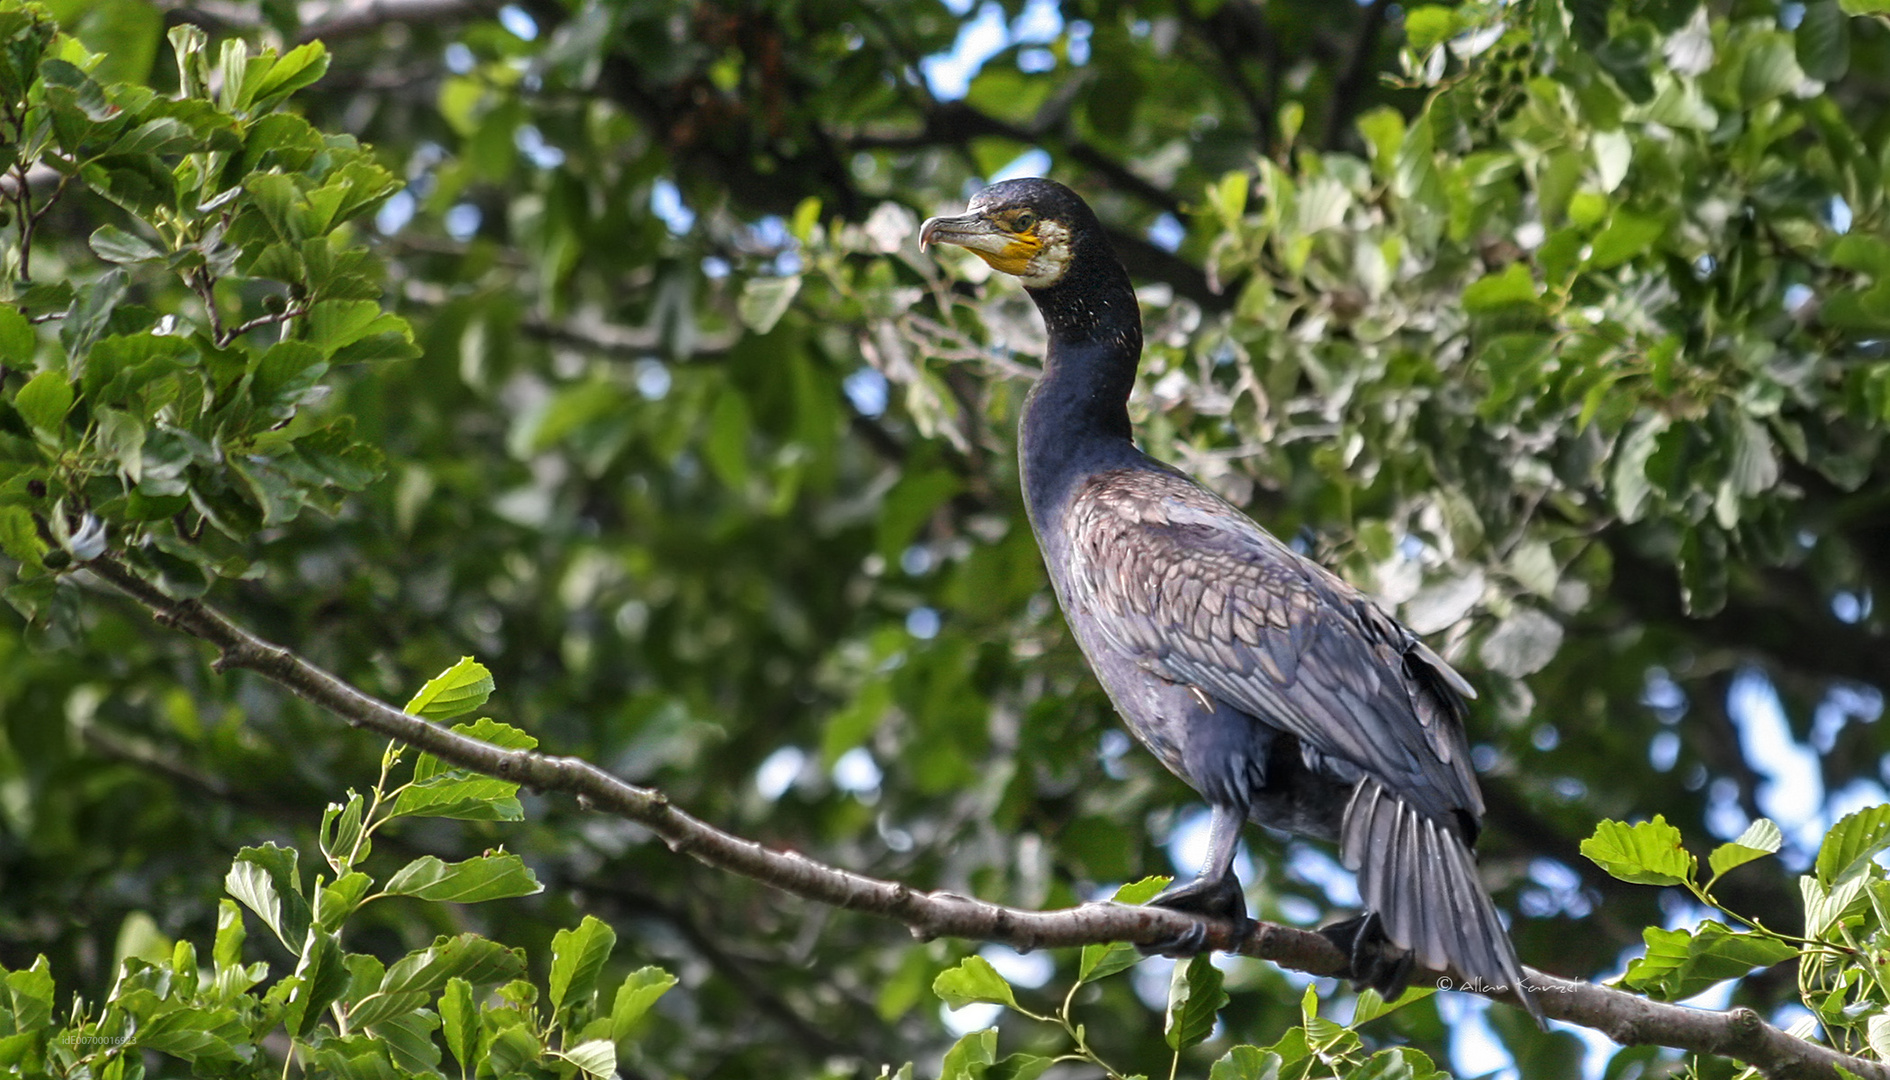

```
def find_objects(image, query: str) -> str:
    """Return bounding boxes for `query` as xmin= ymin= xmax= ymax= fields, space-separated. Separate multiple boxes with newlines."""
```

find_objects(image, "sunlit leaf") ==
xmin=1580 ymin=816 xmax=1696 ymax=887
xmin=932 ymin=955 xmax=1017 ymax=1011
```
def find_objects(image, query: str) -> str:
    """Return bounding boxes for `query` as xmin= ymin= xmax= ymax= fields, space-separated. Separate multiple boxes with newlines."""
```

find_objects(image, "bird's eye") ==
xmin=1013 ymin=212 xmax=1037 ymax=231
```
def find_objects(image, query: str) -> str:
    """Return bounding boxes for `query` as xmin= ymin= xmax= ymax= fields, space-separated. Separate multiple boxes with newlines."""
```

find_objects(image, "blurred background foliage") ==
xmin=3 ymin=0 xmax=1890 ymax=1076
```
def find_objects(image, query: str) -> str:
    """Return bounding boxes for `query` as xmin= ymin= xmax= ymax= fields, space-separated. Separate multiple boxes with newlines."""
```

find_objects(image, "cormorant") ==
xmin=920 ymin=177 xmax=1543 ymax=1024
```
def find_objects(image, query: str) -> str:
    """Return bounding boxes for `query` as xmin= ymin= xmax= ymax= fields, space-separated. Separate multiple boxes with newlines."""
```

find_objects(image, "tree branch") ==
xmin=1321 ymin=0 xmax=1394 ymax=150
xmin=80 ymin=554 xmax=1890 ymax=1080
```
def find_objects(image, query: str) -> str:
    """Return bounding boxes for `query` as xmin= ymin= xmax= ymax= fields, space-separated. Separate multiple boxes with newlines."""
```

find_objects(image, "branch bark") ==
xmin=81 ymin=554 xmax=1889 ymax=1080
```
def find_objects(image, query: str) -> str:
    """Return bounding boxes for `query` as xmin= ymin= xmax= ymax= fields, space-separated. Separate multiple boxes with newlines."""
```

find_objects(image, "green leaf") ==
xmin=1119 ymin=877 xmax=1172 ymax=903
xmin=14 ymin=371 xmax=73 ymax=438
xmin=1210 ymin=1045 xmax=1286 ymax=1080
xmin=704 ymin=388 xmax=752 ymax=492
xmin=413 ymin=717 xmax=536 ymax=782
xmin=1350 ymin=984 xmax=1438 ymax=1027
xmin=737 ymin=274 xmax=801 ymax=334
xmin=558 ymin=1039 xmax=618 ymax=1080
xmin=1566 ymin=0 xmax=1607 ymax=47
xmin=304 ymin=299 xmax=388 ymax=356
xmin=1590 ymin=129 xmax=1631 ymax=193
xmin=353 ymin=934 xmax=525 ymax=1028
xmin=383 ymin=853 xmax=542 ymax=903
xmin=82 ymin=331 xmax=197 ymax=407
xmin=212 ymin=899 xmax=245 ymax=973
xmin=1587 ymin=210 xmax=1665 ymax=269
xmin=1740 ymin=34 xmax=1804 ymax=105
xmin=224 ymin=843 xmax=312 ymax=953
xmin=110 ymin=116 xmax=200 ymax=156
xmin=96 ymin=408 xmax=145 ymax=483
xmin=366 ymin=1009 xmax=444 ymax=1075
xmin=1796 ymin=0 xmax=1850 ymax=81
xmin=1709 ymin=819 xmax=1783 ymax=881
xmin=1356 ymin=107 xmax=1404 ymax=176
xmin=1402 ymin=6 xmax=1458 ymax=51
xmin=550 ymin=915 xmax=617 ymax=1015
xmin=403 ymin=656 xmax=495 ymax=720
xmin=251 ymin=340 xmax=327 ymax=411
xmin=483 ymin=1022 xmax=541 ymax=1074
xmin=1593 ymin=24 xmax=1657 ymax=103
xmin=987 ymin=1054 xmax=1053 ymax=1080
xmin=876 ymin=468 xmax=961 ymax=561
xmin=1817 ymin=805 xmax=1890 ymax=885
xmin=1831 ymin=234 xmax=1890 ymax=275
xmin=1580 ymin=816 xmax=1696 ymax=887
xmin=1805 ymin=874 xmax=1871 ymax=937
xmin=1840 ymin=0 xmax=1890 ymax=12
xmin=609 ymin=966 xmax=678 ymax=1043
xmin=320 ymin=791 xmax=367 ymax=870
xmin=1077 ymin=877 xmax=1171 ymax=984
xmin=439 ymin=978 xmax=477 ymax=1073
xmin=245 ymin=41 xmax=328 ymax=110
xmin=60 ymin=269 xmax=128 ymax=361
xmin=0 ymin=305 xmax=32 ymax=364
xmin=89 ymin=224 xmax=166 ymax=265
xmin=1479 ymin=608 xmax=1564 ymax=677
xmin=130 ymin=1005 xmax=243 ymax=1062
xmin=940 ymin=1028 xmax=997 ymax=1080
xmin=0 ymin=506 xmax=45 ymax=569
xmin=1620 ymin=921 xmax=1796 ymax=1001
xmin=286 ymin=930 xmax=349 ymax=1038
xmin=1211 ymin=170 xmax=1249 ymax=222
xmin=822 ymin=678 xmax=892 ymax=766
xmin=1165 ymin=953 xmax=1229 ymax=1052
xmin=1610 ymin=415 xmax=1668 ymax=523
xmin=1461 ymin=264 xmax=1538 ymax=313
xmin=314 ymin=872 xmax=373 ymax=931
xmin=4 ymin=958 xmax=53 ymax=1033
xmin=932 ymin=955 xmax=1018 ymax=1011
xmin=387 ymin=773 xmax=524 ymax=822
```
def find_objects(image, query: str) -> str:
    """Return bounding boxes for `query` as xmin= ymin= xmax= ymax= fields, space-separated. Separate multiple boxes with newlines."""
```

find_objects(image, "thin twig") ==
xmin=223 ymin=305 xmax=311 ymax=344
xmin=77 ymin=554 xmax=1890 ymax=1080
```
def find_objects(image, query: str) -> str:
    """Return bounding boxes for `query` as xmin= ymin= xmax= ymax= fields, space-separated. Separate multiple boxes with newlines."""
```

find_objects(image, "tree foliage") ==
xmin=2 ymin=0 xmax=1889 ymax=1077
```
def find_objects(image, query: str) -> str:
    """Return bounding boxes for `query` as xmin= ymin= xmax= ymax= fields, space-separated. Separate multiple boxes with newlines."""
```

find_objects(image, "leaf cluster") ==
xmin=1584 ymin=808 xmax=1890 ymax=1061
xmin=0 ymin=6 xmax=412 ymax=620
xmin=0 ymin=658 xmax=676 ymax=1079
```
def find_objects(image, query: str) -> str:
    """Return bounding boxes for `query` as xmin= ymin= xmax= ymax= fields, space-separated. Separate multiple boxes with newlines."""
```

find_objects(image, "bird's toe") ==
xmin=1148 ymin=870 xmax=1247 ymax=921
xmin=1136 ymin=871 xmax=1253 ymax=956
xmin=1319 ymin=912 xmax=1416 ymax=999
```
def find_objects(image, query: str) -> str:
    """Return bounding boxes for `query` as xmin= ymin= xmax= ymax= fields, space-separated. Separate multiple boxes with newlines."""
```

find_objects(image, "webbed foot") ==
xmin=1318 ymin=912 xmax=1415 ymax=999
xmin=1137 ymin=869 xmax=1255 ymax=957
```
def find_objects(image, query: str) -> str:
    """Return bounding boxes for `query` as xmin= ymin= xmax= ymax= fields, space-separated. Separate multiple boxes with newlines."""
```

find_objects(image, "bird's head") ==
xmin=919 ymin=177 xmax=1098 ymax=290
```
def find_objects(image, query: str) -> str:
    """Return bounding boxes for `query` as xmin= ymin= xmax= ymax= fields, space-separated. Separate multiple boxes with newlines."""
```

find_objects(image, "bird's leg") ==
xmin=1318 ymin=911 xmax=1415 ymax=999
xmin=1137 ymin=803 xmax=1254 ymax=956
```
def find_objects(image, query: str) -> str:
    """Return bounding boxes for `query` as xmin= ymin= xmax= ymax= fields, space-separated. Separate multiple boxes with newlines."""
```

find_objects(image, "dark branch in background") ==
xmin=1175 ymin=0 xmax=1280 ymax=155
xmin=80 ymin=555 xmax=1890 ymax=1080
xmin=397 ymin=280 xmax=741 ymax=360
xmin=574 ymin=877 xmax=862 ymax=1062
xmin=850 ymin=100 xmax=1184 ymax=220
xmin=1321 ymin=0 xmax=1394 ymax=151
xmin=1607 ymin=540 xmax=1887 ymax=688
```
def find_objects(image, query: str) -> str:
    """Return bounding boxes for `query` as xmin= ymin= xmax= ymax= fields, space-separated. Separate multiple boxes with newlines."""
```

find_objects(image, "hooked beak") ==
xmin=919 ymin=211 xmax=1039 ymax=275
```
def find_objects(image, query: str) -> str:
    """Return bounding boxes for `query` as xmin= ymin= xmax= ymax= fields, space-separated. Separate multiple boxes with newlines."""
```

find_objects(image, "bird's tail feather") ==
xmin=1341 ymin=779 xmax=1545 ymax=1027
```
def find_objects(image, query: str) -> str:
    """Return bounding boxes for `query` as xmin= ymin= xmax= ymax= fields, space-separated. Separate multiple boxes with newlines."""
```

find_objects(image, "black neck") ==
xmin=1018 ymin=250 xmax=1143 ymax=521
xmin=1022 ymin=253 xmax=1142 ymax=442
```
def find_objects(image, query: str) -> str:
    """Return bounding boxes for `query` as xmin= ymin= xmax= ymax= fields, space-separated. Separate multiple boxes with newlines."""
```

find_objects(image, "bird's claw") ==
xmin=1318 ymin=912 xmax=1415 ymax=999
xmin=1136 ymin=870 xmax=1254 ymax=957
